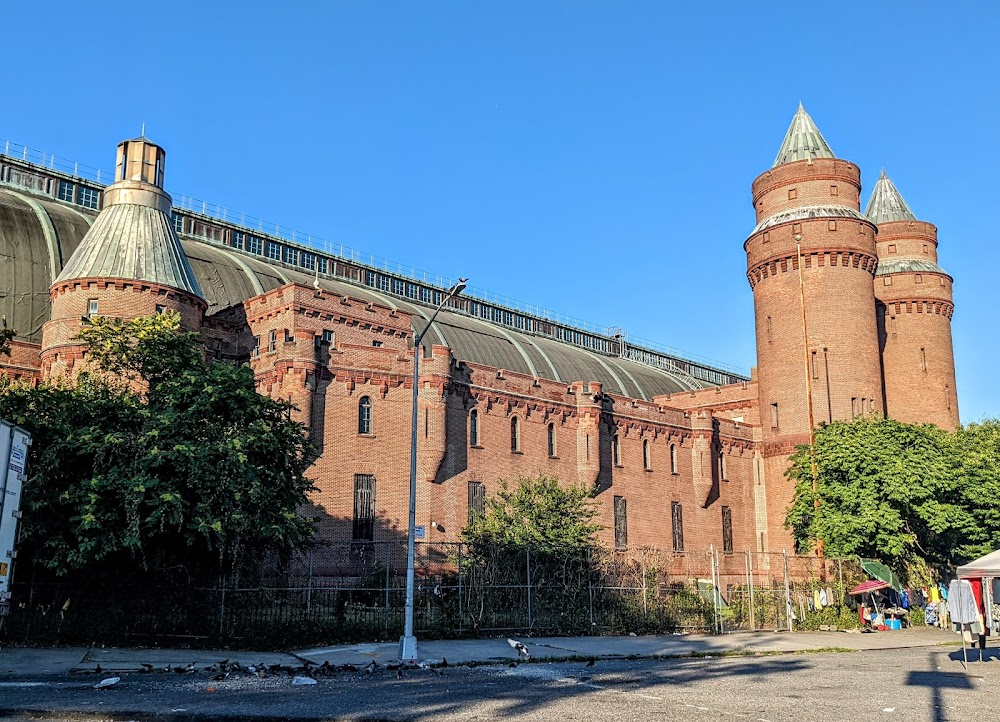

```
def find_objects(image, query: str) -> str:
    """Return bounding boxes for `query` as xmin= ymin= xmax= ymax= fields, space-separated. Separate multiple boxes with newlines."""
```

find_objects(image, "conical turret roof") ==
xmin=865 ymin=170 xmax=916 ymax=224
xmin=773 ymin=103 xmax=836 ymax=167
xmin=55 ymin=202 xmax=203 ymax=297
xmin=53 ymin=137 xmax=203 ymax=298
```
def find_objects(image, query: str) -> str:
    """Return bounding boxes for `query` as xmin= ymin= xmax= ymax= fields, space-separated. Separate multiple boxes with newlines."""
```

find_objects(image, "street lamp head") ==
xmin=448 ymin=278 xmax=468 ymax=298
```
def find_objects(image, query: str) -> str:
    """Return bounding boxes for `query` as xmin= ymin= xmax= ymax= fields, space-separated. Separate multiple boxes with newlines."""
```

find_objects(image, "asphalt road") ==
xmin=0 ymin=646 xmax=995 ymax=722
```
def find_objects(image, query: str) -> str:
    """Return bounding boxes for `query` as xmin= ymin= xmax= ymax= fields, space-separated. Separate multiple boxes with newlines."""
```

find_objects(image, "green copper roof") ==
xmin=773 ymin=103 xmax=835 ymax=167
xmin=865 ymin=170 xmax=917 ymax=224
xmin=875 ymin=258 xmax=947 ymax=277
xmin=55 ymin=201 xmax=204 ymax=297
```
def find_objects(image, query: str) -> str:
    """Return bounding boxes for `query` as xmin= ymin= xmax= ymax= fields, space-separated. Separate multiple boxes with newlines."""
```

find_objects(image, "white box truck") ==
xmin=0 ymin=420 xmax=31 ymax=617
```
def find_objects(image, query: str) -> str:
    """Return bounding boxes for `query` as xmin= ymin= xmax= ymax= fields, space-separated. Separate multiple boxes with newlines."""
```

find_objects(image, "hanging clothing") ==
xmin=928 ymin=586 xmax=940 ymax=603
xmin=948 ymin=579 xmax=978 ymax=624
xmin=814 ymin=589 xmax=823 ymax=610
xmin=901 ymin=589 xmax=910 ymax=610
xmin=826 ymin=587 xmax=834 ymax=607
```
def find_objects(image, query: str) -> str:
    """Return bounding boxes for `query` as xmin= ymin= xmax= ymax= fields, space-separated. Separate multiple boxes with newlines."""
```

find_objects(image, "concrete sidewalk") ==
xmin=0 ymin=627 xmax=959 ymax=677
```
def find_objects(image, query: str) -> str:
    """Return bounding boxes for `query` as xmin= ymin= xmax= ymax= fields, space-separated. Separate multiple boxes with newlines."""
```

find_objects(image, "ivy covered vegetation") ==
xmin=0 ymin=313 xmax=315 ymax=584
xmin=786 ymin=416 xmax=1000 ymax=576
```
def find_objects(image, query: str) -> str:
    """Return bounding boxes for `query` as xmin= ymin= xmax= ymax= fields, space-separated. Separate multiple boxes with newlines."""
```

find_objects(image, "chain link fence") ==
xmin=0 ymin=543 xmax=866 ymax=647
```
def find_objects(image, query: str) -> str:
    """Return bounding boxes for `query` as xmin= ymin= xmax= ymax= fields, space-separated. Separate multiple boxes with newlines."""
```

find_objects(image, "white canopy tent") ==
xmin=957 ymin=549 xmax=1000 ymax=578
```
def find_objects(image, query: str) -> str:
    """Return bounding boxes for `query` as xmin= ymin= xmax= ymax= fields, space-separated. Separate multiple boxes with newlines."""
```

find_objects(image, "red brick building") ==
xmin=0 ymin=105 xmax=959 ymax=557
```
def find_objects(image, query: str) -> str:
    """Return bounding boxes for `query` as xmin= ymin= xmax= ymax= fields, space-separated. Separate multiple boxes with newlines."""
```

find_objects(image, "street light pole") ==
xmin=400 ymin=278 xmax=467 ymax=662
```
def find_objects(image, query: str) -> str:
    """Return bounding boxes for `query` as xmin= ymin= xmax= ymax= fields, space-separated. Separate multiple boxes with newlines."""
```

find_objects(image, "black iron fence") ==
xmin=0 ymin=543 xmax=866 ymax=648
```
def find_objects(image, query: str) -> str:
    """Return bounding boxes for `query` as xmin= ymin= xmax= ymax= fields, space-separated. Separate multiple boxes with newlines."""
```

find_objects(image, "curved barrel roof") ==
xmin=0 ymin=186 xmax=716 ymax=398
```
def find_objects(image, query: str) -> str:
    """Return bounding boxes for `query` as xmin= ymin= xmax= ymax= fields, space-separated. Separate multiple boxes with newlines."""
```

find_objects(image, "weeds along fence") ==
xmin=0 ymin=543 xmax=866 ymax=647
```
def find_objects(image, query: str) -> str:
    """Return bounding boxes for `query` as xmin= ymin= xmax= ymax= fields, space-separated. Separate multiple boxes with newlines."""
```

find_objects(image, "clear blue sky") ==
xmin=5 ymin=1 xmax=996 ymax=422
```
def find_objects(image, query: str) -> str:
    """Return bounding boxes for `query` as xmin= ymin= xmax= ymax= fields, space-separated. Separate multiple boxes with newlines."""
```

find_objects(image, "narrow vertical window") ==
xmin=510 ymin=416 xmax=520 ymax=452
xmin=851 ymin=397 xmax=858 ymax=419
xmin=268 ymin=329 xmax=277 ymax=352
xmin=358 ymin=396 xmax=372 ymax=434
xmin=671 ymin=502 xmax=684 ymax=552
xmin=643 ymin=439 xmax=651 ymax=470
xmin=424 ymin=407 xmax=429 ymax=439
xmin=469 ymin=409 xmax=479 ymax=447
xmin=612 ymin=435 xmax=621 ymax=466
xmin=920 ymin=347 xmax=927 ymax=372
xmin=467 ymin=481 xmax=485 ymax=524
xmin=722 ymin=506 xmax=733 ymax=555
xmin=670 ymin=443 xmax=678 ymax=474
xmin=87 ymin=299 xmax=99 ymax=318
xmin=547 ymin=423 xmax=556 ymax=457
xmin=770 ymin=403 xmax=779 ymax=428
xmin=811 ymin=350 xmax=819 ymax=379
xmin=352 ymin=474 xmax=376 ymax=542
xmin=719 ymin=446 xmax=727 ymax=480
xmin=766 ymin=316 xmax=773 ymax=343
xmin=614 ymin=496 xmax=628 ymax=550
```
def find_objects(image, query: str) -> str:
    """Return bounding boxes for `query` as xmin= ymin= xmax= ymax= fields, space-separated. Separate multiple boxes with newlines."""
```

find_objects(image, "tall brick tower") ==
xmin=867 ymin=171 xmax=959 ymax=428
xmin=746 ymin=105 xmax=883 ymax=551
xmin=40 ymin=138 xmax=205 ymax=376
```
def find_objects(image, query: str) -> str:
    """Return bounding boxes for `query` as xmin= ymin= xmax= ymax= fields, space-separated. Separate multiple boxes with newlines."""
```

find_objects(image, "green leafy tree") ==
xmin=0 ymin=312 xmax=315 ymax=582
xmin=953 ymin=420 xmax=1000 ymax=560
xmin=463 ymin=475 xmax=602 ymax=553
xmin=785 ymin=417 xmax=976 ymax=570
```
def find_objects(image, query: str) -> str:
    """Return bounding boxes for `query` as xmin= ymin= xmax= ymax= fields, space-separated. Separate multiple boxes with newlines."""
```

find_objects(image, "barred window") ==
xmin=722 ymin=505 xmax=733 ymax=555
xmin=247 ymin=235 xmax=263 ymax=255
xmin=392 ymin=279 xmax=404 ymax=295
xmin=353 ymin=474 xmax=376 ymax=542
xmin=469 ymin=409 xmax=479 ymax=447
xmin=614 ymin=496 xmax=628 ymax=550
xmin=378 ymin=275 xmax=391 ymax=292
xmin=266 ymin=240 xmax=281 ymax=260
xmin=671 ymin=501 xmax=684 ymax=552
xmin=58 ymin=180 xmax=75 ymax=202
xmin=406 ymin=282 xmax=418 ymax=299
xmin=300 ymin=251 xmax=316 ymax=271
xmin=468 ymin=481 xmax=485 ymax=523
xmin=421 ymin=287 xmax=432 ymax=303
xmin=358 ymin=396 xmax=372 ymax=435
xmin=283 ymin=246 xmax=298 ymax=265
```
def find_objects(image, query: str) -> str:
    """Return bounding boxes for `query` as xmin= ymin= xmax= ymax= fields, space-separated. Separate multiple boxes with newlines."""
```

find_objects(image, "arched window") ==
xmin=510 ymin=416 xmax=520 ymax=452
xmin=469 ymin=409 xmax=479 ymax=447
xmin=642 ymin=439 xmax=651 ymax=470
xmin=547 ymin=423 xmax=556 ymax=457
xmin=719 ymin=446 xmax=727 ymax=480
xmin=358 ymin=396 xmax=372 ymax=434
xmin=612 ymin=435 xmax=621 ymax=466
xmin=670 ymin=443 xmax=678 ymax=474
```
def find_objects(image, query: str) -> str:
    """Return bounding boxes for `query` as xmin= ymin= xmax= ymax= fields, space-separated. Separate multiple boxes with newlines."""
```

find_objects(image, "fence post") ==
xmin=642 ymin=557 xmax=648 ymax=617
xmin=384 ymin=542 xmax=391 ymax=630
xmin=218 ymin=573 xmax=227 ymax=637
xmin=783 ymin=549 xmax=793 ymax=632
xmin=587 ymin=548 xmax=595 ymax=632
xmin=526 ymin=547 xmax=533 ymax=630
xmin=306 ymin=548 xmax=314 ymax=615
xmin=745 ymin=550 xmax=755 ymax=632
xmin=458 ymin=543 xmax=464 ymax=636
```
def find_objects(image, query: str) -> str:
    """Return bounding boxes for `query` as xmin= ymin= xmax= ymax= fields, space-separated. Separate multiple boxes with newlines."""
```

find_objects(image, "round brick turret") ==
xmin=40 ymin=137 xmax=206 ymax=377
xmin=873 ymin=218 xmax=959 ymax=428
xmin=747 ymin=107 xmax=885 ymax=550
